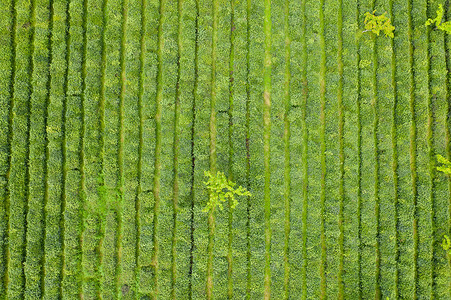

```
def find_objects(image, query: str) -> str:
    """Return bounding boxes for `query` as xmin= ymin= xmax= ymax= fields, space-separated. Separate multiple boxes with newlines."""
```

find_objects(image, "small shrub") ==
xmin=441 ymin=235 xmax=451 ymax=255
xmin=363 ymin=10 xmax=395 ymax=38
xmin=425 ymin=4 xmax=451 ymax=34
xmin=436 ymin=154 xmax=451 ymax=175
xmin=203 ymin=170 xmax=251 ymax=213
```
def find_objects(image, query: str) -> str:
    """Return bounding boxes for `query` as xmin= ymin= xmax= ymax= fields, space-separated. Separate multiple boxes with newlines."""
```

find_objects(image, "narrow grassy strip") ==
xmin=230 ymin=0 xmax=249 ymax=296
xmin=191 ymin=0 xmax=212 ymax=297
xmin=411 ymin=0 xmax=433 ymax=297
xmin=391 ymin=0 xmax=416 ymax=298
xmin=24 ymin=0 xmax=51 ymax=296
xmin=6 ymin=0 xmax=33 ymax=296
xmin=81 ymin=0 xmax=104 ymax=296
xmin=118 ymin=0 xmax=143 ymax=296
xmin=211 ymin=0 xmax=230 ymax=298
xmin=341 ymin=0 xmax=360 ymax=298
xmin=336 ymin=0 xmax=345 ymax=297
xmin=173 ymin=0 xmax=196 ymax=297
xmin=358 ymin=0 xmax=378 ymax=298
xmin=282 ymin=0 xmax=291 ymax=298
xmin=62 ymin=0 xmax=84 ymax=295
xmin=427 ymin=1 xmax=449 ymax=297
xmin=267 ymin=0 xmax=283 ymax=297
xmin=373 ymin=1 xmax=397 ymax=298
xmin=287 ymin=0 xmax=304 ymax=297
xmin=248 ymin=0 xmax=265 ymax=298
xmin=155 ymin=0 xmax=177 ymax=296
xmin=0 ymin=0 xmax=14 ymax=295
xmin=323 ymin=0 xmax=341 ymax=297
xmin=304 ymin=0 xmax=323 ymax=297
xmin=263 ymin=0 xmax=271 ymax=298
xmin=136 ymin=0 xmax=158 ymax=297
xmin=100 ymin=0 xmax=123 ymax=295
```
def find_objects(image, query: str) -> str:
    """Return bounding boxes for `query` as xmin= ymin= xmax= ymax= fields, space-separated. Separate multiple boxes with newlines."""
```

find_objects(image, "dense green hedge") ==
xmin=7 ymin=0 xmax=33 ymax=297
xmin=358 ymin=0 xmax=378 ymax=298
xmin=248 ymin=0 xmax=265 ymax=298
xmin=392 ymin=0 xmax=415 ymax=298
xmin=24 ymin=0 xmax=51 ymax=297
xmin=412 ymin=0 xmax=433 ymax=298
xmin=324 ymin=0 xmax=342 ymax=297
xmin=62 ymin=0 xmax=83 ymax=296
xmin=136 ymin=0 xmax=158 ymax=296
xmin=100 ymin=0 xmax=122 ymax=296
xmin=341 ymin=0 xmax=360 ymax=298
xmin=0 ymin=0 xmax=13 ymax=296
xmin=428 ymin=1 xmax=450 ymax=298
xmin=192 ymin=0 xmax=213 ymax=297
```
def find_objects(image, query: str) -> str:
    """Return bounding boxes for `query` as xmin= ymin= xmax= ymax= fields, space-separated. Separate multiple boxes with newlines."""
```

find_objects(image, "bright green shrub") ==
xmin=425 ymin=4 xmax=451 ymax=34
xmin=203 ymin=171 xmax=250 ymax=213
xmin=441 ymin=235 xmax=451 ymax=255
xmin=436 ymin=154 xmax=451 ymax=175
xmin=363 ymin=10 xmax=395 ymax=38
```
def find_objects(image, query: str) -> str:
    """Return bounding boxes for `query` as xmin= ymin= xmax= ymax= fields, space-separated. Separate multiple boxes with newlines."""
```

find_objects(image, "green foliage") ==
xmin=425 ymin=4 xmax=451 ymax=34
xmin=441 ymin=235 xmax=451 ymax=255
xmin=436 ymin=154 xmax=451 ymax=175
xmin=363 ymin=10 xmax=395 ymax=38
xmin=203 ymin=171 xmax=251 ymax=213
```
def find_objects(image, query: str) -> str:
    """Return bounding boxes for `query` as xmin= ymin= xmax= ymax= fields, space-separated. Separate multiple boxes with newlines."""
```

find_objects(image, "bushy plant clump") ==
xmin=203 ymin=171 xmax=251 ymax=213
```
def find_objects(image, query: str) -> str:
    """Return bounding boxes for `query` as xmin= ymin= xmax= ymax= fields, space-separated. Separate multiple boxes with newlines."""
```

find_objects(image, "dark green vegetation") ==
xmin=0 ymin=0 xmax=450 ymax=299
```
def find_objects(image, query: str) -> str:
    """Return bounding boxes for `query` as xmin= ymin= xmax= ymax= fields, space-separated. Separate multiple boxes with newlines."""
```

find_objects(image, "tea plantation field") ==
xmin=0 ymin=0 xmax=450 ymax=298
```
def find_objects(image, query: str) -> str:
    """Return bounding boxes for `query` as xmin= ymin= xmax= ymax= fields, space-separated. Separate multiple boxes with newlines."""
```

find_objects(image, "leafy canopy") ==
xmin=203 ymin=170 xmax=251 ymax=213
xmin=436 ymin=154 xmax=451 ymax=175
xmin=363 ymin=10 xmax=395 ymax=38
xmin=442 ymin=235 xmax=451 ymax=255
xmin=425 ymin=4 xmax=451 ymax=34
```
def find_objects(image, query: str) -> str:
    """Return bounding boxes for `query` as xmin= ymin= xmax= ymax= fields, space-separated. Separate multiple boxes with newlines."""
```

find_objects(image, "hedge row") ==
xmin=287 ymin=0 xmax=306 ymax=296
xmin=117 ymin=0 xmax=143 ymax=297
xmin=191 ymin=0 xmax=213 ymax=296
xmin=136 ymin=0 xmax=158 ymax=296
xmin=172 ymin=0 xmax=197 ymax=297
xmin=100 ymin=0 xmax=123 ymax=295
xmin=61 ymin=0 xmax=84 ymax=296
xmin=248 ymin=0 xmax=265 ymax=298
xmin=156 ymin=0 xmax=178 ymax=297
xmin=6 ymin=0 xmax=33 ymax=297
xmin=374 ymin=0 xmax=397 ymax=298
xmin=0 ymin=0 xmax=13 ymax=296
xmin=304 ymin=0 xmax=324 ymax=297
xmin=212 ymin=0 xmax=231 ymax=298
xmin=427 ymin=1 xmax=450 ymax=298
xmin=24 ymin=0 xmax=51 ymax=297
xmin=411 ymin=0 xmax=433 ymax=298
xmin=392 ymin=0 xmax=416 ymax=298
xmin=81 ymin=0 xmax=104 ymax=296
xmin=341 ymin=0 xmax=361 ymax=298
xmin=358 ymin=0 xmax=379 ymax=298
xmin=323 ymin=0 xmax=342 ymax=297
xmin=229 ymin=0 xmax=251 ymax=296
